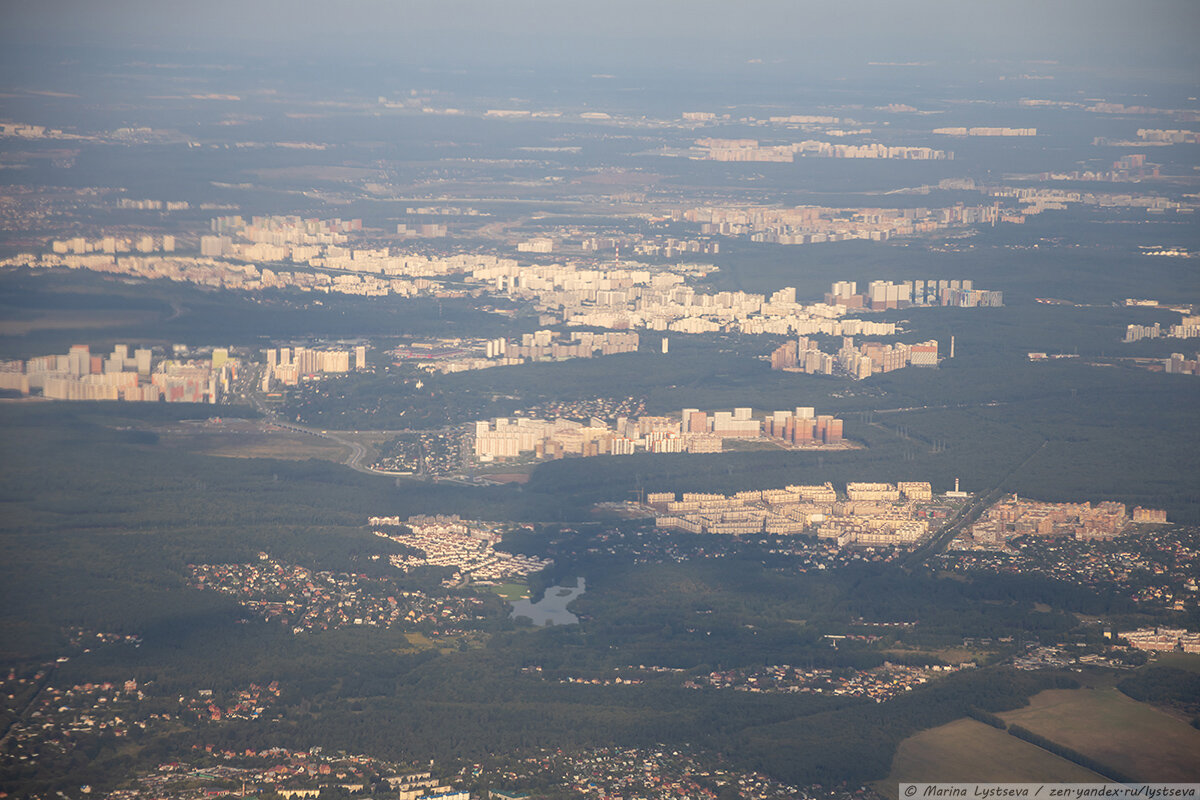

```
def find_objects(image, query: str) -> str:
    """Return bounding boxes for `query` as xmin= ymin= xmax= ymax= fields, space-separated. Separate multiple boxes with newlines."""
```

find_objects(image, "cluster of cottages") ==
xmin=190 ymin=558 xmax=403 ymax=632
xmin=509 ymin=745 xmax=821 ymax=800
xmin=939 ymin=525 xmax=1197 ymax=612
xmin=686 ymin=662 xmax=969 ymax=702
xmin=185 ymin=683 xmax=281 ymax=723
xmin=1 ymin=677 xmax=282 ymax=771
xmin=370 ymin=515 xmax=552 ymax=584
xmin=137 ymin=748 xmax=470 ymax=800
xmin=2 ymin=679 xmax=147 ymax=762
xmin=188 ymin=555 xmax=490 ymax=635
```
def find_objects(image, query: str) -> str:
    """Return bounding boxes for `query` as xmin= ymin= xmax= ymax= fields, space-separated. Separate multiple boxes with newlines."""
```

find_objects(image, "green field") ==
xmin=877 ymin=717 xmax=1107 ymax=796
xmin=1149 ymin=652 xmax=1200 ymax=673
xmin=158 ymin=429 xmax=350 ymax=462
xmin=998 ymin=688 xmax=1200 ymax=782
xmin=489 ymin=582 xmax=531 ymax=602
xmin=403 ymin=631 xmax=437 ymax=650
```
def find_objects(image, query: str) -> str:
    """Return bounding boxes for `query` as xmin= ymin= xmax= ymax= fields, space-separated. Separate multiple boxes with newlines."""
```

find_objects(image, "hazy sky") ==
xmin=3 ymin=0 xmax=1198 ymax=77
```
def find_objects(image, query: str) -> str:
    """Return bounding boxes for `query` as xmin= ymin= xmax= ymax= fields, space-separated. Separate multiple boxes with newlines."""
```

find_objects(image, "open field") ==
xmin=876 ymin=717 xmax=1107 ymax=796
xmin=0 ymin=309 xmax=163 ymax=335
xmin=1149 ymin=652 xmax=1200 ymax=673
xmin=488 ymin=582 xmax=531 ymax=602
xmin=404 ymin=632 xmax=436 ymax=650
xmin=998 ymin=688 xmax=1200 ymax=782
xmin=879 ymin=647 xmax=995 ymax=666
xmin=482 ymin=472 xmax=532 ymax=484
xmin=474 ymin=463 xmax=537 ymax=479
xmin=157 ymin=430 xmax=349 ymax=461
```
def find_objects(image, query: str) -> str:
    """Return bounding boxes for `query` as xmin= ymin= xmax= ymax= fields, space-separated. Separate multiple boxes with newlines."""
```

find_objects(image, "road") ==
xmin=242 ymin=368 xmax=376 ymax=474
xmin=870 ymin=400 xmax=1010 ymax=414
xmin=0 ymin=663 xmax=57 ymax=752
xmin=903 ymin=439 xmax=1049 ymax=569
xmin=243 ymin=367 xmax=456 ymax=477
xmin=261 ymin=419 xmax=387 ymax=475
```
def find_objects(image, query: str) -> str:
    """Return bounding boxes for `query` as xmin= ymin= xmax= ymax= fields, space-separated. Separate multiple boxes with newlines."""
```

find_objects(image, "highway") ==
xmin=903 ymin=438 xmax=1048 ymax=569
xmin=240 ymin=366 xmax=381 ymax=475
xmin=240 ymin=367 xmax=459 ymax=477
xmin=266 ymin=420 xmax=374 ymax=472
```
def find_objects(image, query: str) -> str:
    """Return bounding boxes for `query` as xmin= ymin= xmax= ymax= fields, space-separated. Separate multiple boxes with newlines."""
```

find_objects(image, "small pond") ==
xmin=508 ymin=578 xmax=586 ymax=626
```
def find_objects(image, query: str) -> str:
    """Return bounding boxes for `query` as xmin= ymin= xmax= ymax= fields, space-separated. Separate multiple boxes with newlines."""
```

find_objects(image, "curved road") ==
xmin=268 ymin=420 xmax=378 ymax=474
xmin=245 ymin=371 xmax=381 ymax=475
xmin=246 ymin=373 xmax=452 ymax=477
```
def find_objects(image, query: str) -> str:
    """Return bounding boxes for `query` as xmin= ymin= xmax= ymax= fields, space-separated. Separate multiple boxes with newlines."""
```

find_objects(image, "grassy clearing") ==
xmin=475 ymin=462 xmax=537 ymax=477
xmin=0 ymin=309 xmax=162 ymax=335
xmin=879 ymin=647 xmax=992 ymax=666
xmin=999 ymin=688 xmax=1200 ymax=782
xmin=1149 ymin=652 xmax=1200 ymax=673
xmin=160 ymin=431 xmax=349 ymax=461
xmin=488 ymin=582 xmax=531 ymax=602
xmin=876 ymin=717 xmax=1107 ymax=797
xmin=404 ymin=632 xmax=436 ymax=650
